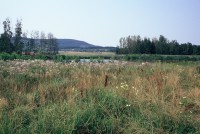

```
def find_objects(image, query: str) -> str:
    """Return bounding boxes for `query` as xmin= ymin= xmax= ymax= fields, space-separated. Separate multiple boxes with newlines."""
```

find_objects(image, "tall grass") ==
xmin=0 ymin=59 xmax=200 ymax=133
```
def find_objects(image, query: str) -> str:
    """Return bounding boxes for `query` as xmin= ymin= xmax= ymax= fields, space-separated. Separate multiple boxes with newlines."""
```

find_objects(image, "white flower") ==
xmin=135 ymin=90 xmax=139 ymax=95
xmin=126 ymin=104 xmax=131 ymax=107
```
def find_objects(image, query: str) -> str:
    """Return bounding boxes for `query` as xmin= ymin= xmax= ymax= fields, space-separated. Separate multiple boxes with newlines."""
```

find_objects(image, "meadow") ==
xmin=59 ymin=51 xmax=115 ymax=57
xmin=0 ymin=58 xmax=200 ymax=133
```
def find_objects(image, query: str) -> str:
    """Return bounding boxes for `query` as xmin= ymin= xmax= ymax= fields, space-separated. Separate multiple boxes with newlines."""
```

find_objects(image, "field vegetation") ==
xmin=59 ymin=51 xmax=115 ymax=57
xmin=0 ymin=59 xmax=200 ymax=133
xmin=1 ymin=53 xmax=200 ymax=63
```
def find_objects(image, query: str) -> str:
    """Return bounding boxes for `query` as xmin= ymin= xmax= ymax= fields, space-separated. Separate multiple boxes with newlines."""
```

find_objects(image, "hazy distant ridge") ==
xmin=57 ymin=39 xmax=102 ymax=49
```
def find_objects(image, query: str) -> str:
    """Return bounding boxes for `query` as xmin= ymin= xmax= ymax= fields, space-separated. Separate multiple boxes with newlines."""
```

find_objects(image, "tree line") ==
xmin=116 ymin=35 xmax=200 ymax=55
xmin=0 ymin=18 xmax=58 ymax=54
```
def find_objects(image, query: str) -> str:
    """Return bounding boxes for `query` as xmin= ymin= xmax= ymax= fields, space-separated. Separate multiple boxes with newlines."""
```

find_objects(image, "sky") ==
xmin=0 ymin=0 xmax=199 ymax=47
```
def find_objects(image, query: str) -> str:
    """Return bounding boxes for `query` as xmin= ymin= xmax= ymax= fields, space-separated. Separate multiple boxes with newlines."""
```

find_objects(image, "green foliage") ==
xmin=14 ymin=19 xmax=23 ymax=53
xmin=0 ymin=18 xmax=58 ymax=54
xmin=0 ymin=60 xmax=200 ymax=133
xmin=0 ymin=18 xmax=13 ymax=53
xmin=117 ymin=35 xmax=200 ymax=55
xmin=2 ymin=53 xmax=200 ymax=63
xmin=0 ymin=88 xmax=199 ymax=133
xmin=123 ymin=54 xmax=200 ymax=62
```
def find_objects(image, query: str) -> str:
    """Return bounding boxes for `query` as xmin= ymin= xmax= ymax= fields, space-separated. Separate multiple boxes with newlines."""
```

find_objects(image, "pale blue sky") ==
xmin=0 ymin=0 xmax=199 ymax=46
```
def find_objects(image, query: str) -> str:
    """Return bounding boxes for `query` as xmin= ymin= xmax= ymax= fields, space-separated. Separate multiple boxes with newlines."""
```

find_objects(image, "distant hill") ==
xmin=57 ymin=39 xmax=101 ymax=49
xmin=20 ymin=38 xmax=116 ymax=52
xmin=57 ymin=39 xmax=116 ymax=52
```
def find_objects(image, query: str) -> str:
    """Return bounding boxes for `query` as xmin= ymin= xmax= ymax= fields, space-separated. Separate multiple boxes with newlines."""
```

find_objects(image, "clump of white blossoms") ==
xmin=120 ymin=82 xmax=129 ymax=90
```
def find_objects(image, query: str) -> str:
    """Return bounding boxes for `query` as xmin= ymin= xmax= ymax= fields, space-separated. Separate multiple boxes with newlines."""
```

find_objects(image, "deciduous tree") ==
xmin=0 ymin=18 xmax=13 ymax=53
xmin=14 ymin=19 xmax=23 ymax=53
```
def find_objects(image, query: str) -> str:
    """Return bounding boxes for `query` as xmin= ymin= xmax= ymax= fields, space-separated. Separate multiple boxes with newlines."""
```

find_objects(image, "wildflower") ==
xmin=190 ymin=111 xmax=192 ymax=114
xmin=182 ymin=96 xmax=187 ymax=99
xmin=116 ymin=86 xmax=118 ymax=89
xmin=179 ymin=102 xmax=183 ymax=105
xmin=126 ymin=104 xmax=131 ymax=107
xmin=135 ymin=89 xmax=139 ymax=95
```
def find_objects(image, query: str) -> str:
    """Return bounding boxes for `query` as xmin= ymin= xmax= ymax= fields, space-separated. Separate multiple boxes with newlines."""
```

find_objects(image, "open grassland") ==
xmin=0 ymin=59 xmax=200 ymax=133
xmin=59 ymin=51 xmax=115 ymax=57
